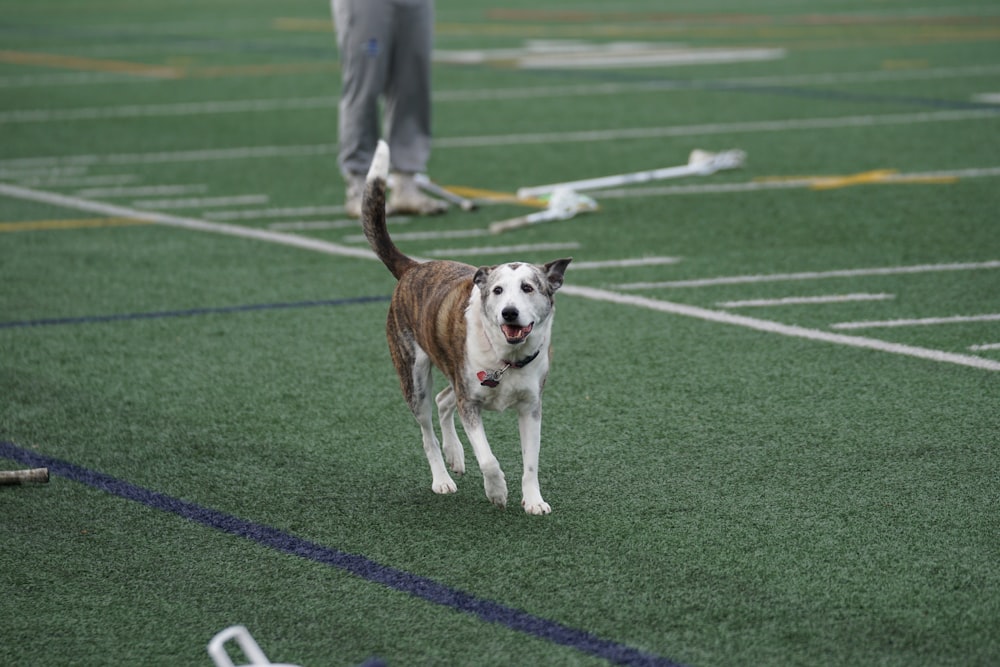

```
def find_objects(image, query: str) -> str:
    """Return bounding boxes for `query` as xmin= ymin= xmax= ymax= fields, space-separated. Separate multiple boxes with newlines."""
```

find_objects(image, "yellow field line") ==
xmin=0 ymin=50 xmax=182 ymax=78
xmin=757 ymin=170 xmax=958 ymax=190
xmin=0 ymin=217 xmax=149 ymax=233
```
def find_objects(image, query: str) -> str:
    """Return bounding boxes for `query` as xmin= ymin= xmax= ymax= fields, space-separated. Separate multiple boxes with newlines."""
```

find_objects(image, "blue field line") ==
xmin=0 ymin=296 xmax=391 ymax=330
xmin=0 ymin=440 xmax=686 ymax=667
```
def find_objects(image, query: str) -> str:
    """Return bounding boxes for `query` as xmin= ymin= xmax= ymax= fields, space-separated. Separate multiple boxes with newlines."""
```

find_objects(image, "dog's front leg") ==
xmin=518 ymin=401 xmax=550 ymax=515
xmin=457 ymin=403 xmax=507 ymax=508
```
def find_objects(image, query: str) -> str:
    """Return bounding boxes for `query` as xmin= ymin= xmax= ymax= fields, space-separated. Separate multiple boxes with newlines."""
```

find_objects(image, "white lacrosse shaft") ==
xmin=0 ymin=468 xmax=49 ymax=485
xmin=516 ymin=149 xmax=746 ymax=199
xmin=413 ymin=173 xmax=478 ymax=211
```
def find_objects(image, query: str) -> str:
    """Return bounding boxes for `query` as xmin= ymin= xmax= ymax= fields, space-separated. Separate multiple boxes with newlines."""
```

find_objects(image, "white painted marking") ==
xmin=207 ymin=205 xmax=346 ymax=221
xmin=13 ymin=174 xmax=140 ymax=188
xmin=571 ymin=257 xmax=682 ymax=270
xmin=2 ymin=182 xmax=996 ymax=372
xmin=517 ymin=47 xmax=785 ymax=70
xmin=268 ymin=219 xmax=358 ymax=231
xmin=343 ymin=228 xmax=488 ymax=243
xmin=433 ymin=109 xmax=1000 ymax=149
xmin=0 ymin=144 xmax=335 ymax=170
xmin=75 ymin=184 xmax=208 ymax=198
xmin=2 ymin=109 xmax=997 ymax=170
xmin=616 ymin=261 xmax=1000 ymax=290
xmin=591 ymin=166 xmax=1000 ymax=200
xmin=0 ymin=96 xmax=338 ymax=124
xmin=0 ymin=166 xmax=88 ymax=179
xmin=131 ymin=194 xmax=268 ymax=210
xmin=0 ymin=183 xmax=376 ymax=261
xmin=831 ymin=313 xmax=1000 ymax=330
xmin=717 ymin=293 xmax=895 ymax=308
xmin=969 ymin=343 xmax=1000 ymax=351
xmin=424 ymin=242 xmax=580 ymax=257
xmin=3 ymin=62 xmax=998 ymax=91
xmin=972 ymin=93 xmax=1000 ymax=104
xmin=560 ymin=285 xmax=1000 ymax=372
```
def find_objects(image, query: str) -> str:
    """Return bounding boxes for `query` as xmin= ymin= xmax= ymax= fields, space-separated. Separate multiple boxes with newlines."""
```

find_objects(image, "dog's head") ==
xmin=473 ymin=258 xmax=572 ymax=346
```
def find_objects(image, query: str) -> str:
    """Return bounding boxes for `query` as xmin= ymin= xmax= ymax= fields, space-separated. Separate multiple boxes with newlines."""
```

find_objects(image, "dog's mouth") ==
xmin=501 ymin=322 xmax=533 ymax=344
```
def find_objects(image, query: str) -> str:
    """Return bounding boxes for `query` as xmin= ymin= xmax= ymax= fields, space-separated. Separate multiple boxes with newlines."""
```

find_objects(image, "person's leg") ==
xmin=383 ymin=0 xmax=447 ymax=215
xmin=383 ymin=0 xmax=434 ymax=174
xmin=333 ymin=0 xmax=392 ymax=215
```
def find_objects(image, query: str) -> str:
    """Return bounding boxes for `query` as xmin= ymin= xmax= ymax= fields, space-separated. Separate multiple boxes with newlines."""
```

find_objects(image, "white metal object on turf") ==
xmin=515 ymin=149 xmax=746 ymax=199
xmin=413 ymin=173 xmax=477 ymax=210
xmin=489 ymin=188 xmax=598 ymax=234
xmin=208 ymin=625 xmax=302 ymax=667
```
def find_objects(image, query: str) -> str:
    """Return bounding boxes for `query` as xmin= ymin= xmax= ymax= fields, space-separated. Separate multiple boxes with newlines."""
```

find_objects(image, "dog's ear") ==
xmin=543 ymin=258 xmax=572 ymax=292
xmin=473 ymin=266 xmax=492 ymax=291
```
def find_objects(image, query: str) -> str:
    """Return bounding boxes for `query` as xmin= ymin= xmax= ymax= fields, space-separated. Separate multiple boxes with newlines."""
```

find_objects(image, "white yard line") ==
xmin=969 ymin=343 xmax=1000 ymax=351
xmin=561 ymin=285 xmax=1000 ymax=372
xmin=75 ymin=184 xmax=208 ymax=198
xmin=592 ymin=166 xmax=1000 ymax=200
xmin=132 ymin=194 xmax=269 ymax=210
xmin=433 ymin=109 xmax=1000 ymax=149
xmin=571 ymin=257 xmax=681 ymax=270
xmin=616 ymin=260 xmax=1000 ymax=290
xmin=717 ymin=293 xmax=895 ymax=308
xmin=13 ymin=174 xmax=140 ymax=188
xmin=268 ymin=219 xmax=359 ymax=231
xmin=343 ymin=228 xmax=489 ymax=243
xmin=424 ymin=242 xmax=580 ymax=257
xmin=2 ymin=109 xmax=997 ymax=170
xmin=1 ymin=181 xmax=997 ymax=372
xmin=206 ymin=204 xmax=346 ymax=221
xmin=4 ymin=62 xmax=1000 ymax=104
xmin=0 ymin=96 xmax=339 ymax=123
xmin=831 ymin=313 xmax=1000 ymax=330
xmin=0 ymin=183 xmax=375 ymax=261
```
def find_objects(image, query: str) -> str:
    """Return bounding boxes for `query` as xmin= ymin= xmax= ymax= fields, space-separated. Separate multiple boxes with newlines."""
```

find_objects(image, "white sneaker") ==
xmin=343 ymin=173 xmax=364 ymax=218
xmin=387 ymin=172 xmax=449 ymax=216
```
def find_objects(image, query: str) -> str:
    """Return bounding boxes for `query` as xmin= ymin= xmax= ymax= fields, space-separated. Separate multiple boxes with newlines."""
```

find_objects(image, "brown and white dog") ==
xmin=362 ymin=141 xmax=571 ymax=514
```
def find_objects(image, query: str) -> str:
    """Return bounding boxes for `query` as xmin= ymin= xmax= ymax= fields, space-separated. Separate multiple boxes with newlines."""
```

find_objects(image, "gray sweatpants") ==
xmin=332 ymin=0 xmax=435 ymax=177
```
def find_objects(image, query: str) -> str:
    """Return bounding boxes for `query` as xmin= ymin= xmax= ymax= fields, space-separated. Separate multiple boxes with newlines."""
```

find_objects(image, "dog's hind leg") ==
xmin=403 ymin=346 xmax=458 ymax=495
xmin=435 ymin=386 xmax=465 ymax=475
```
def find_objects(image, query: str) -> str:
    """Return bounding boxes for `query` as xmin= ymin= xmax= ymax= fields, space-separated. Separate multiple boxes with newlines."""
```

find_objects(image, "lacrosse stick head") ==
xmin=545 ymin=188 xmax=598 ymax=219
xmin=208 ymin=626 xmax=302 ymax=667
xmin=688 ymin=149 xmax=747 ymax=174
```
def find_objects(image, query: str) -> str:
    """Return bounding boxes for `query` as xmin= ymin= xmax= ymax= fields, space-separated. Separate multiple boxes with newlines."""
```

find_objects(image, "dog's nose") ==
xmin=502 ymin=306 xmax=519 ymax=322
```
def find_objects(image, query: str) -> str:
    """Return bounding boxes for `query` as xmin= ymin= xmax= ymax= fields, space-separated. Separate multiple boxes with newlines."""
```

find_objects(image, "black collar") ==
xmin=477 ymin=350 xmax=541 ymax=387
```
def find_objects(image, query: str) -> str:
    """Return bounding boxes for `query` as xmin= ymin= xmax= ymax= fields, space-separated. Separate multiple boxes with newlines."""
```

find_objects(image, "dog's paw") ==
xmin=483 ymin=469 xmax=508 ymax=509
xmin=431 ymin=477 xmax=458 ymax=495
xmin=442 ymin=441 xmax=465 ymax=476
xmin=522 ymin=499 xmax=552 ymax=515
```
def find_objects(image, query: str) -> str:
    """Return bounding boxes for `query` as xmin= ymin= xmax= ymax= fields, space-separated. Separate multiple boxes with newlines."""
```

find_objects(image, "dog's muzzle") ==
xmin=501 ymin=322 xmax=533 ymax=344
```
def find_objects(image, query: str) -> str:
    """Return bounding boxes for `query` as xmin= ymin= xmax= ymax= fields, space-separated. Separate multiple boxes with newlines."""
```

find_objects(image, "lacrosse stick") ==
xmin=489 ymin=188 xmax=598 ymax=234
xmin=516 ymin=148 xmax=746 ymax=199
xmin=413 ymin=173 xmax=478 ymax=211
xmin=208 ymin=626 xmax=301 ymax=667
xmin=0 ymin=468 xmax=49 ymax=485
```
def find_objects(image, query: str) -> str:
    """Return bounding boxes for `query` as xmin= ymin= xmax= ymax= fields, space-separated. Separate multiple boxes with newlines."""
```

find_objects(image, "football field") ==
xmin=2 ymin=1 xmax=999 ymax=665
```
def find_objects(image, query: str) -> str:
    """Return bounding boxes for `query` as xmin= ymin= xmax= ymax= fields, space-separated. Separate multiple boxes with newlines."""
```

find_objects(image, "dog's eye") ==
xmin=493 ymin=286 xmax=503 ymax=295
xmin=521 ymin=283 xmax=534 ymax=293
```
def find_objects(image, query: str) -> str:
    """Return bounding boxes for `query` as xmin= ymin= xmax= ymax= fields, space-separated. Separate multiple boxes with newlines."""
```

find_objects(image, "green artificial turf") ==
xmin=2 ymin=1 xmax=999 ymax=665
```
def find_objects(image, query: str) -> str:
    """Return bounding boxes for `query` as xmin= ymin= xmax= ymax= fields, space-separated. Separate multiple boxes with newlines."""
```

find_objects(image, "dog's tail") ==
xmin=362 ymin=141 xmax=417 ymax=281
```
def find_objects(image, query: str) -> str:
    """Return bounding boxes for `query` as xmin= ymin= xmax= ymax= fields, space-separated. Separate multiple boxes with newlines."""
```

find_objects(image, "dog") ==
xmin=361 ymin=141 xmax=571 ymax=514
